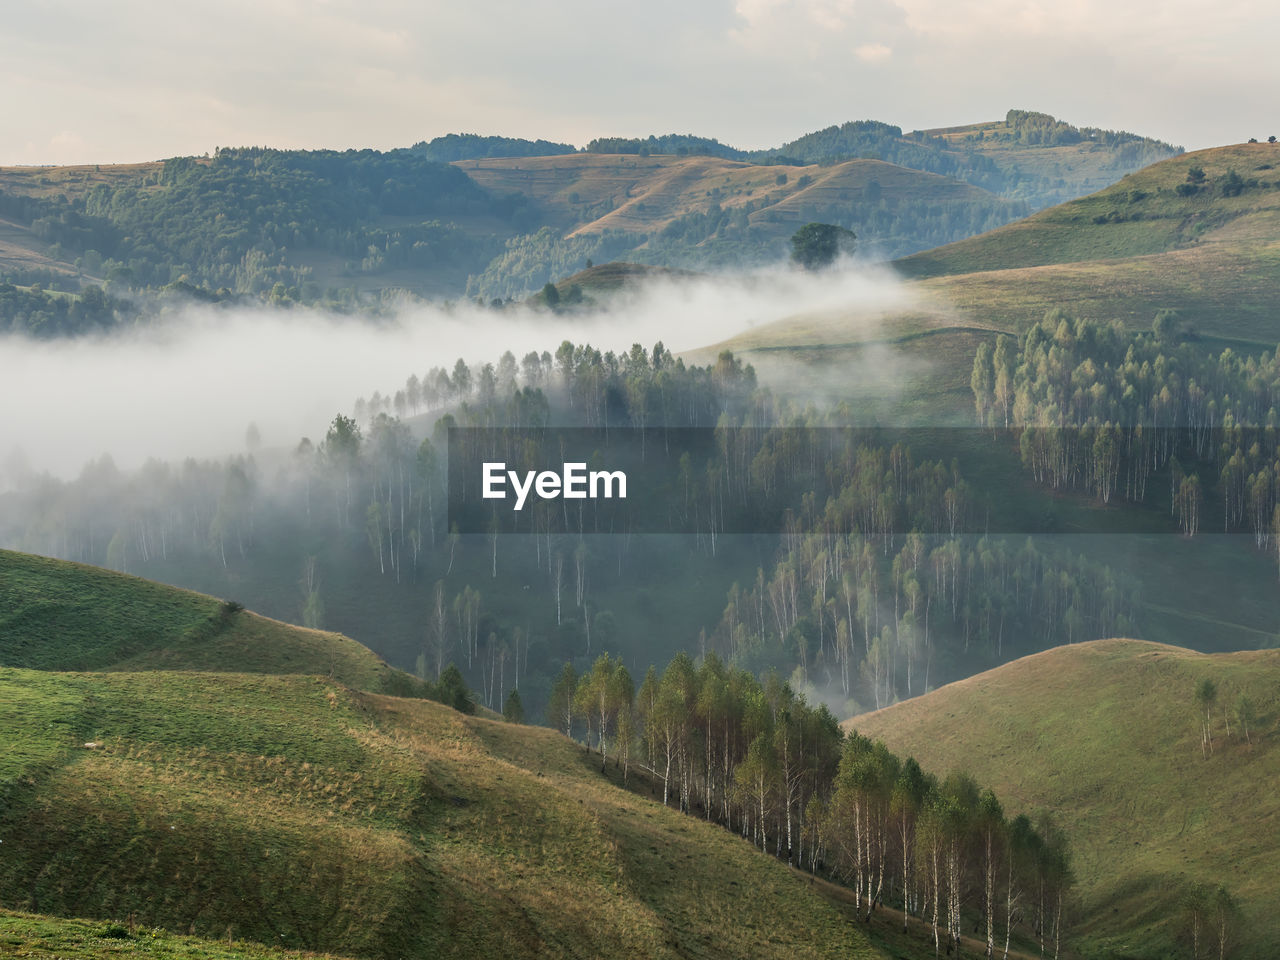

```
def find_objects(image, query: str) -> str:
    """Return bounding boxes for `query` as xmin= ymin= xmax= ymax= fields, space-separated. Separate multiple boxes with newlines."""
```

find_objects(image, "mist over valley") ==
xmin=2 ymin=54 xmax=1279 ymax=959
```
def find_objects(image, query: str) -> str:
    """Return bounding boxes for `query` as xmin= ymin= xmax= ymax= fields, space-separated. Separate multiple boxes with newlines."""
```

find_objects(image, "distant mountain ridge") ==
xmin=423 ymin=110 xmax=1180 ymax=205
xmin=0 ymin=109 xmax=1181 ymax=326
xmin=411 ymin=132 xmax=578 ymax=162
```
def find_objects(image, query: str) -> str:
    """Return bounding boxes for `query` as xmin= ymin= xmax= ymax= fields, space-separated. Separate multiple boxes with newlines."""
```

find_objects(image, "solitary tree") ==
xmin=1182 ymin=884 xmax=1211 ymax=960
xmin=1211 ymin=886 xmax=1239 ymax=960
xmin=1196 ymin=678 xmax=1218 ymax=757
xmin=438 ymin=664 xmax=475 ymax=714
xmin=503 ymin=688 xmax=525 ymax=723
xmin=548 ymin=661 xmax=577 ymax=737
xmin=1234 ymin=693 xmax=1255 ymax=745
xmin=790 ymin=223 xmax=856 ymax=270
xmin=299 ymin=555 xmax=324 ymax=629
xmin=1152 ymin=308 xmax=1179 ymax=344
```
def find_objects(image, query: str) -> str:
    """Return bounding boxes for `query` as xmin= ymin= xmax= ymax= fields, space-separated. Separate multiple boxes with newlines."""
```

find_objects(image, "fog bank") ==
xmin=0 ymin=262 xmax=918 ymax=482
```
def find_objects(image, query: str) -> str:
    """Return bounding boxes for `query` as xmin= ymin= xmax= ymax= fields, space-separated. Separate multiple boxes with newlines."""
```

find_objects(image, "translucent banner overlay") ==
xmin=447 ymin=426 xmax=1269 ymax=536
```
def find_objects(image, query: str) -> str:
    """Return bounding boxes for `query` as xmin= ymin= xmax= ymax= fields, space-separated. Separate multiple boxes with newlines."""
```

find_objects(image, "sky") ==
xmin=2 ymin=0 xmax=1277 ymax=166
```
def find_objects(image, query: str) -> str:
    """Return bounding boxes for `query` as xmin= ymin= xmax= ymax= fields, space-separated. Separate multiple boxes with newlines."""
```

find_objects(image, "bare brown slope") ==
xmin=454 ymin=153 xmax=1008 ymax=238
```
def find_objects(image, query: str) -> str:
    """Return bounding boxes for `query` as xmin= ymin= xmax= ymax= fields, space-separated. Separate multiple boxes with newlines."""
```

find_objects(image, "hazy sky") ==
xmin=2 ymin=0 xmax=1276 ymax=165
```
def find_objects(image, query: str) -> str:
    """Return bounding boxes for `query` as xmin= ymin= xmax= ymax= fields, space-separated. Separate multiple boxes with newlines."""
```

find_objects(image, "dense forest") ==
xmin=997 ymin=110 xmax=1178 ymax=154
xmin=2 ymin=335 xmax=1147 ymax=726
xmin=585 ymin=134 xmax=746 ymax=159
xmin=972 ymin=312 xmax=1280 ymax=543
xmin=19 ymin=148 xmax=518 ymax=295
xmin=0 ymin=281 xmax=126 ymax=337
xmin=410 ymin=133 xmax=577 ymax=162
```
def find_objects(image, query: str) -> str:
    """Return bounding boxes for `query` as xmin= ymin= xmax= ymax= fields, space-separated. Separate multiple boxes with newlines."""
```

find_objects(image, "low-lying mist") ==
xmin=1 ymin=261 xmax=920 ymax=483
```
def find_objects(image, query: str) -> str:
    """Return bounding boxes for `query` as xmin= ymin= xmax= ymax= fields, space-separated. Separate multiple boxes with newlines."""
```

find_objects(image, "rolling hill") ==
xmin=0 ymin=666 xmax=889 ymax=960
xmin=691 ymin=144 xmax=1280 ymax=661
xmin=897 ymin=142 xmax=1280 ymax=344
xmin=0 ymin=109 xmax=1175 ymax=318
xmin=0 ymin=908 xmax=350 ymax=960
xmin=0 ymin=549 xmax=414 ymax=692
xmin=0 ymin=150 xmax=515 ymax=309
xmin=0 ymin=549 xmax=897 ymax=960
xmin=708 ymin=142 xmax=1280 ymax=410
xmin=585 ymin=111 xmax=1178 ymax=207
xmin=457 ymin=152 xmax=1024 ymax=297
xmin=920 ymin=110 xmax=1180 ymax=207
xmin=454 ymin=152 xmax=1013 ymax=240
xmin=0 ymin=148 xmax=1021 ymax=310
xmin=846 ymin=638 xmax=1280 ymax=960
xmin=897 ymin=143 xmax=1280 ymax=274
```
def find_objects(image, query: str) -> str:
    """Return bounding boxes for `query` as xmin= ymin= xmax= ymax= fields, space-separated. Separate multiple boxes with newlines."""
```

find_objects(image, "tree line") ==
xmin=1 ymin=147 xmax=521 ymax=300
xmin=549 ymin=651 xmax=1074 ymax=958
xmin=972 ymin=311 xmax=1280 ymax=547
xmin=710 ymin=531 xmax=1138 ymax=710
xmin=0 ymin=281 xmax=125 ymax=337
xmin=3 ymin=334 xmax=1153 ymax=721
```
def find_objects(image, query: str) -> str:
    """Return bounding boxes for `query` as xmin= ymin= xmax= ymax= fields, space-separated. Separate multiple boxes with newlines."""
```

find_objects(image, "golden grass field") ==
xmin=848 ymin=638 xmax=1280 ymax=959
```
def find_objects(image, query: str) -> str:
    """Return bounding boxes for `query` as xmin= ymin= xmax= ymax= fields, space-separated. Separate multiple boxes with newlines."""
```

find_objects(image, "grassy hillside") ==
xmin=0 ymin=111 xmax=1179 ymax=316
xmin=756 ymin=112 xmax=1176 ymax=206
xmin=0 ymin=149 xmax=1021 ymax=312
xmin=0 ymin=162 xmax=165 ymax=208
xmin=0 ymin=908 xmax=351 ymax=960
xmin=898 ymin=143 xmax=1280 ymax=277
xmin=708 ymin=143 xmax=1280 ymax=413
xmin=921 ymin=110 xmax=1180 ymax=207
xmin=0 ymin=550 xmax=410 ymax=692
xmin=456 ymin=153 xmax=1023 ymax=294
xmin=886 ymin=143 xmax=1280 ymax=345
xmin=456 ymin=153 xmax=1006 ymax=238
xmin=703 ymin=143 xmax=1280 ymax=362
xmin=0 ymin=666 xmax=885 ymax=960
xmin=847 ymin=639 xmax=1280 ymax=959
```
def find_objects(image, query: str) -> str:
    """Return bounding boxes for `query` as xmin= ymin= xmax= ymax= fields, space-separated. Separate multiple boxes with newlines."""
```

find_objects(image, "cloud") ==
xmin=730 ymin=0 xmax=896 ymax=54
xmin=0 ymin=0 xmax=1273 ymax=164
xmin=854 ymin=42 xmax=893 ymax=62
xmin=0 ymin=261 xmax=917 ymax=481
